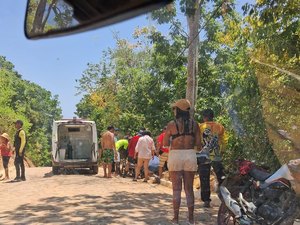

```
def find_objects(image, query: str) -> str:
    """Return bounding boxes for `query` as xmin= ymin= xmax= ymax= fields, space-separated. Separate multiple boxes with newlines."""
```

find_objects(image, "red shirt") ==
xmin=0 ymin=143 xmax=12 ymax=157
xmin=128 ymin=135 xmax=141 ymax=158
xmin=157 ymin=132 xmax=169 ymax=153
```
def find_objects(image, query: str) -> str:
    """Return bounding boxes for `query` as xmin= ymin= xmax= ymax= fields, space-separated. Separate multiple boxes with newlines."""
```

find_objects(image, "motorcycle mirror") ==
xmin=24 ymin=0 xmax=173 ymax=39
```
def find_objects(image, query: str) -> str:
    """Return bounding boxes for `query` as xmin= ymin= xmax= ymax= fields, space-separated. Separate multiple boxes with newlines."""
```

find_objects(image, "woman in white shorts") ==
xmin=163 ymin=99 xmax=201 ymax=225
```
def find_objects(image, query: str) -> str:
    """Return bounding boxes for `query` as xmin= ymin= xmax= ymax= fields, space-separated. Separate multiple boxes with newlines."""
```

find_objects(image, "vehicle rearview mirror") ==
xmin=25 ymin=0 xmax=173 ymax=39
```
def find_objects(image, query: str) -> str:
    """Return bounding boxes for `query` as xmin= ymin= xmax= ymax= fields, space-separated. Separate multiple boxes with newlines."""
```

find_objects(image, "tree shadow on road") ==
xmin=0 ymin=190 xmax=218 ymax=224
xmin=0 ymin=192 xmax=174 ymax=224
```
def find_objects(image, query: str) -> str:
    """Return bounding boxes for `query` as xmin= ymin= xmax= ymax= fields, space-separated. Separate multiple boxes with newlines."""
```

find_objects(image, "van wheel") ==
xmin=52 ymin=166 xmax=59 ymax=175
xmin=92 ymin=166 xmax=98 ymax=174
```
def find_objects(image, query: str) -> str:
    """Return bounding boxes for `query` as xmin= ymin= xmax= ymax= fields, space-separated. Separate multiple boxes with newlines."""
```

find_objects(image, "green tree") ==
xmin=76 ymin=31 xmax=177 ymax=136
xmin=27 ymin=0 xmax=74 ymax=36
xmin=0 ymin=56 xmax=62 ymax=166
xmin=76 ymin=0 xmax=299 ymax=170
xmin=242 ymin=0 xmax=300 ymax=163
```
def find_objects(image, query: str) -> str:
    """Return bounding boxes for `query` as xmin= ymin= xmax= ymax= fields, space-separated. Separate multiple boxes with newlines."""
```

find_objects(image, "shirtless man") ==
xmin=163 ymin=99 xmax=201 ymax=225
xmin=99 ymin=126 xmax=117 ymax=178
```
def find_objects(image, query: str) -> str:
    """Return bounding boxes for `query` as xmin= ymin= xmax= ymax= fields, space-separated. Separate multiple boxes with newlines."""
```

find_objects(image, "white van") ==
xmin=52 ymin=118 xmax=98 ymax=174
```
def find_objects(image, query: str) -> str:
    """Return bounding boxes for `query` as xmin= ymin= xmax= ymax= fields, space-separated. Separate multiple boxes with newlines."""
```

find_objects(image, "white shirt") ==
xmin=135 ymin=135 xmax=155 ymax=159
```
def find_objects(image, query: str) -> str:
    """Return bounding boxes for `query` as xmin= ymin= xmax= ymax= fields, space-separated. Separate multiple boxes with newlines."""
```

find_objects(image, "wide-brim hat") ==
xmin=171 ymin=99 xmax=191 ymax=111
xmin=0 ymin=133 xmax=10 ymax=141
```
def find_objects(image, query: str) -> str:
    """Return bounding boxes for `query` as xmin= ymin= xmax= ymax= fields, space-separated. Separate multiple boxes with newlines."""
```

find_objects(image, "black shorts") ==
xmin=2 ymin=156 xmax=10 ymax=169
xmin=128 ymin=156 xmax=137 ymax=164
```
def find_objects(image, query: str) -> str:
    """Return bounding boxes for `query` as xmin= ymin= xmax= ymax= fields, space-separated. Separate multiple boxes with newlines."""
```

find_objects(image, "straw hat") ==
xmin=171 ymin=99 xmax=191 ymax=111
xmin=0 ymin=133 xmax=10 ymax=141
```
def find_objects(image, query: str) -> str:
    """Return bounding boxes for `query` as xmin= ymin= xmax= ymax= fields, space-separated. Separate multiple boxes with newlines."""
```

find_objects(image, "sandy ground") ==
xmin=0 ymin=167 xmax=220 ymax=225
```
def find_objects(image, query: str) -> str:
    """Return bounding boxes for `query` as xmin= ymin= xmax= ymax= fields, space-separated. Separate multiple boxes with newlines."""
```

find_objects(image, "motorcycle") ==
xmin=218 ymin=158 xmax=300 ymax=225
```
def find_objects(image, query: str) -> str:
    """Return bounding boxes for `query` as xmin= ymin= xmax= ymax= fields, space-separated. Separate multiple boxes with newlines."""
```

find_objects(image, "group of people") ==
xmin=99 ymin=126 xmax=157 ymax=181
xmin=98 ymin=98 xmax=227 ymax=225
xmin=0 ymin=120 xmax=27 ymax=182
xmin=1 ymin=100 xmax=225 ymax=224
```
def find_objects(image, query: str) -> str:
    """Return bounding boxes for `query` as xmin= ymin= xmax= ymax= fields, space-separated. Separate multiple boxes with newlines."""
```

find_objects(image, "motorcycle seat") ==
xmin=249 ymin=167 xmax=271 ymax=181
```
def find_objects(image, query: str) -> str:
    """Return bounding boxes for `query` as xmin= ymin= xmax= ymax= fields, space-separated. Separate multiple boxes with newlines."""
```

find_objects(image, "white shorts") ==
xmin=168 ymin=149 xmax=197 ymax=172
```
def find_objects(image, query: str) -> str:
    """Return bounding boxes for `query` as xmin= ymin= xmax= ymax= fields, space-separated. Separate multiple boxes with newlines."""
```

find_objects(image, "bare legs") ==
xmin=183 ymin=171 xmax=195 ymax=224
xmin=135 ymin=158 xmax=150 ymax=181
xmin=135 ymin=158 xmax=143 ymax=180
xmin=143 ymin=159 xmax=150 ymax=180
xmin=1 ymin=168 xmax=10 ymax=180
xmin=5 ymin=168 xmax=9 ymax=180
xmin=170 ymin=171 xmax=182 ymax=224
xmin=158 ymin=166 xmax=163 ymax=178
xmin=102 ymin=164 xmax=107 ymax=177
xmin=102 ymin=163 xmax=112 ymax=178
xmin=107 ymin=163 xmax=112 ymax=177
xmin=170 ymin=171 xmax=195 ymax=224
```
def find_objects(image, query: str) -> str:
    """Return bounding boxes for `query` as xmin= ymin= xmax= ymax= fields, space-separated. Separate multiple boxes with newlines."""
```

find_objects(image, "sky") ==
xmin=0 ymin=0 xmax=158 ymax=118
xmin=0 ymin=0 xmax=251 ymax=118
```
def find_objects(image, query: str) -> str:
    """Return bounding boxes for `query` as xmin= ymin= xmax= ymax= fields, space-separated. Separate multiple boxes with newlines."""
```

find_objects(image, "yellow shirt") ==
xmin=199 ymin=121 xmax=227 ymax=161
xmin=19 ymin=130 xmax=26 ymax=154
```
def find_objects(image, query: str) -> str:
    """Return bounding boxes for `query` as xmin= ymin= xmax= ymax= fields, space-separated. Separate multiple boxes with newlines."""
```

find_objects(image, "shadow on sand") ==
xmin=43 ymin=168 xmax=94 ymax=178
xmin=0 ymin=192 xmax=175 ymax=224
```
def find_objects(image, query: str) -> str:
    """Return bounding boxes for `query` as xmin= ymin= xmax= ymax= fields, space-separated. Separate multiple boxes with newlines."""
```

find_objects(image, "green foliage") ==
xmin=190 ymin=9 xmax=280 ymax=169
xmin=76 ymin=33 xmax=176 ymax=137
xmin=0 ymin=56 xmax=62 ymax=166
xmin=27 ymin=0 xmax=74 ymax=35
xmin=75 ymin=0 xmax=299 ymax=171
xmin=242 ymin=0 xmax=300 ymax=164
xmin=243 ymin=0 xmax=300 ymax=58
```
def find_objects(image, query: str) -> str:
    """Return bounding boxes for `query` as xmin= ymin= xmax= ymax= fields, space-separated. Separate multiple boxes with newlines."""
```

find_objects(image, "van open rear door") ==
xmin=52 ymin=119 xmax=98 ymax=174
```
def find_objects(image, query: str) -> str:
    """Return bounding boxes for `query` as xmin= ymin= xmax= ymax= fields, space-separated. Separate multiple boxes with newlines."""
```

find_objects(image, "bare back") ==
xmin=163 ymin=118 xmax=201 ymax=150
xmin=101 ymin=131 xmax=115 ymax=150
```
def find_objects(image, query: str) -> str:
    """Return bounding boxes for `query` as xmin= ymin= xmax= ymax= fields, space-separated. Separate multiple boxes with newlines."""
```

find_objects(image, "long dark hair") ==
xmin=175 ymin=107 xmax=192 ymax=134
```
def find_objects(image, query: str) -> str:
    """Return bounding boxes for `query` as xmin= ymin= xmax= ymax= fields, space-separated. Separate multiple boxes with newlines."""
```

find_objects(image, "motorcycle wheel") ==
xmin=218 ymin=202 xmax=240 ymax=225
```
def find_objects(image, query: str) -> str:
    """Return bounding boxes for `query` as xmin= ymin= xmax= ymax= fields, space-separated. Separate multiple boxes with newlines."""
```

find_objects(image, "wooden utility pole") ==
xmin=186 ymin=0 xmax=201 ymax=116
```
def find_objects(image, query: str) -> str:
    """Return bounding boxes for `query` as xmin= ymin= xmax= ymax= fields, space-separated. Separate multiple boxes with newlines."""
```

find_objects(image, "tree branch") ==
xmin=252 ymin=58 xmax=300 ymax=82
xmin=266 ymin=122 xmax=300 ymax=152
xmin=42 ymin=0 xmax=57 ymax=30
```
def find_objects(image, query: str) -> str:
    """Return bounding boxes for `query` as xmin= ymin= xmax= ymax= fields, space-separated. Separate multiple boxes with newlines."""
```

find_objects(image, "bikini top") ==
xmin=171 ymin=119 xmax=195 ymax=140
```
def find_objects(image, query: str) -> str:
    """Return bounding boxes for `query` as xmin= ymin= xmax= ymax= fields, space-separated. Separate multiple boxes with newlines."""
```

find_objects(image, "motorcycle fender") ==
xmin=220 ymin=186 xmax=242 ymax=218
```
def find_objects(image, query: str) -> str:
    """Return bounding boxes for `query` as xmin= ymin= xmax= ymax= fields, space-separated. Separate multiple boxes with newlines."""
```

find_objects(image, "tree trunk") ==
xmin=31 ymin=0 xmax=47 ymax=34
xmin=186 ymin=1 xmax=201 ymax=117
xmin=31 ymin=0 xmax=56 ymax=34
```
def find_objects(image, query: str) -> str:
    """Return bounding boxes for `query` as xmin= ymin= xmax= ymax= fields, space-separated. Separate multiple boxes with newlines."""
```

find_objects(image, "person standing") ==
xmin=163 ymin=99 xmax=201 ymax=225
xmin=14 ymin=120 xmax=27 ymax=182
xmin=111 ymin=128 xmax=119 ymax=174
xmin=0 ymin=133 xmax=12 ymax=181
xmin=133 ymin=131 xmax=155 ymax=182
xmin=99 ymin=126 xmax=117 ymax=178
xmin=197 ymin=109 xmax=227 ymax=208
xmin=124 ymin=131 xmax=142 ymax=177
xmin=155 ymin=126 xmax=169 ymax=183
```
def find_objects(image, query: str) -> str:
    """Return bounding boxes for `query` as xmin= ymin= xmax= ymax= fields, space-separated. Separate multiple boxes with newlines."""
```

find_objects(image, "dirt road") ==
xmin=0 ymin=167 xmax=219 ymax=225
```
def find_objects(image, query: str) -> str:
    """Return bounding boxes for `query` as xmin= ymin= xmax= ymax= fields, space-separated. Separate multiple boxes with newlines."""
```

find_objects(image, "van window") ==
xmin=68 ymin=127 xmax=80 ymax=132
